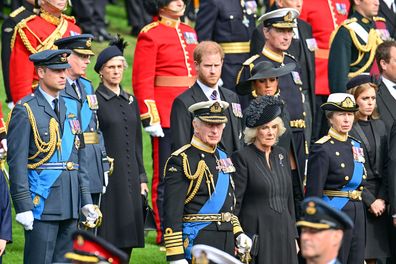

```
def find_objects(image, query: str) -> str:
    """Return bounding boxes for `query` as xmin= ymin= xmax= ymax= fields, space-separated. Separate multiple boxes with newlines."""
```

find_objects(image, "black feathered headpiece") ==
xmin=94 ymin=34 xmax=128 ymax=73
xmin=244 ymin=96 xmax=283 ymax=128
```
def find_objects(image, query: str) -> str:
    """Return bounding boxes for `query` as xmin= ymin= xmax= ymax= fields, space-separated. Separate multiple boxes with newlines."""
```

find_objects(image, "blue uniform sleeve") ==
xmin=306 ymin=143 xmax=330 ymax=197
xmin=0 ymin=172 xmax=12 ymax=242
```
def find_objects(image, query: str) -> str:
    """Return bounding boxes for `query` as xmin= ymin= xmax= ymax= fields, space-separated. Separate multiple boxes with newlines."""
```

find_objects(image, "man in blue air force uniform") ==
xmin=7 ymin=49 xmax=100 ymax=264
xmin=55 ymin=34 xmax=110 ymax=204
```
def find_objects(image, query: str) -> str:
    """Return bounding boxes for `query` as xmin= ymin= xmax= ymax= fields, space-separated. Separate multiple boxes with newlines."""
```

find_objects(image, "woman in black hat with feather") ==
xmin=231 ymin=96 xmax=299 ymax=264
xmin=94 ymin=36 xmax=148 ymax=260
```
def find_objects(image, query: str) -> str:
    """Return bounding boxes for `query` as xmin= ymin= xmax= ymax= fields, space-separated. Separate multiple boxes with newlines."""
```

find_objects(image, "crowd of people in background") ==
xmin=0 ymin=0 xmax=396 ymax=263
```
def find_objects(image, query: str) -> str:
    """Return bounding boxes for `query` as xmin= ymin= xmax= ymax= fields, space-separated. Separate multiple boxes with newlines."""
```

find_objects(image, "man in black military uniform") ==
xmin=1 ymin=0 xmax=35 ymax=105
xmin=54 ymin=34 xmax=110 ymax=205
xmin=195 ymin=0 xmax=257 ymax=93
xmin=237 ymin=8 xmax=307 ymax=186
xmin=379 ymin=0 xmax=396 ymax=38
xmin=328 ymin=0 xmax=386 ymax=93
xmin=250 ymin=0 xmax=316 ymax=144
xmin=297 ymin=197 xmax=354 ymax=264
xmin=164 ymin=100 xmax=252 ymax=264
xmin=7 ymin=49 xmax=101 ymax=264
xmin=171 ymin=41 xmax=243 ymax=154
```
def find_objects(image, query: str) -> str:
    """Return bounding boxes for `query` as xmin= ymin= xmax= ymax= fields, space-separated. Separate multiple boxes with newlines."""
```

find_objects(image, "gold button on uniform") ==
xmin=345 ymin=176 xmax=349 ymax=180
xmin=330 ymin=140 xmax=334 ymax=144
xmin=335 ymin=151 xmax=340 ymax=156
xmin=359 ymin=186 xmax=364 ymax=191
xmin=341 ymin=163 xmax=345 ymax=168
xmin=363 ymin=175 xmax=367 ymax=180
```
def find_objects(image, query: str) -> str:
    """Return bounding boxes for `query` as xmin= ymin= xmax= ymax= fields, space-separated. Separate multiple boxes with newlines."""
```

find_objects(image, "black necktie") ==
xmin=53 ymin=98 xmax=60 ymax=120
xmin=72 ymin=82 xmax=81 ymax=99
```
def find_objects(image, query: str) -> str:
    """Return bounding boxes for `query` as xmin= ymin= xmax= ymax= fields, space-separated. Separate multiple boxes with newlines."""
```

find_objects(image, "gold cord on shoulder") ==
xmin=23 ymin=103 xmax=61 ymax=169
xmin=181 ymin=153 xmax=215 ymax=204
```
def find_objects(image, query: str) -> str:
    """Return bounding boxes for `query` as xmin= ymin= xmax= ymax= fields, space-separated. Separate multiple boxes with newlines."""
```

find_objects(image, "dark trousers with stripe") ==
xmin=151 ymin=128 xmax=172 ymax=244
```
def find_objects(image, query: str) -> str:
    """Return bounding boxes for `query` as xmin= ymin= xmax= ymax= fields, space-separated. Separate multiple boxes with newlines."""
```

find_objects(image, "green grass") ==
xmin=1 ymin=1 xmax=166 ymax=263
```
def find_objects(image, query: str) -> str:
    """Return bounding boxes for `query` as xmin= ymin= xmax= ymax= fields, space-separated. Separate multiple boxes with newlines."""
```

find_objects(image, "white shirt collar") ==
xmin=381 ymin=76 xmax=396 ymax=101
xmin=197 ymin=79 xmax=220 ymax=101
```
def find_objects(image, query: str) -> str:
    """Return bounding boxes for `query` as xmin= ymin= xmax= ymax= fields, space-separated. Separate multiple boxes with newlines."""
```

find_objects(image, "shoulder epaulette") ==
xmin=140 ymin=22 xmax=159 ymax=33
xmin=315 ymin=135 xmax=331 ymax=144
xmin=242 ymin=54 xmax=260 ymax=66
xmin=171 ymin=144 xmax=191 ymax=156
xmin=17 ymin=93 xmax=36 ymax=105
xmin=373 ymin=16 xmax=386 ymax=22
xmin=285 ymin=52 xmax=296 ymax=60
xmin=342 ymin=17 xmax=358 ymax=26
xmin=10 ymin=6 xmax=26 ymax=18
xmin=62 ymin=14 xmax=76 ymax=23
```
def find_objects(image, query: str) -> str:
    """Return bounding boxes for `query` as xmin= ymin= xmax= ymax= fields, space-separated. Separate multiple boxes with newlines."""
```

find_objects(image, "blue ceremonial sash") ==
xmin=182 ymin=148 xmax=230 ymax=260
xmin=322 ymin=139 xmax=364 ymax=210
xmin=79 ymin=78 xmax=93 ymax=131
xmin=28 ymin=98 xmax=78 ymax=219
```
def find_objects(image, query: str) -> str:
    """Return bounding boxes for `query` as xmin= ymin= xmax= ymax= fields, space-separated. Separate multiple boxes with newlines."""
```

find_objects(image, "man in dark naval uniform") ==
xmin=237 ymin=8 xmax=307 ymax=184
xmin=297 ymin=197 xmax=354 ymax=264
xmin=1 ymin=0 xmax=35 ymax=105
xmin=250 ymin=0 xmax=315 ymax=145
xmin=164 ymin=100 xmax=252 ymax=264
xmin=54 ymin=34 xmax=110 ymax=205
xmin=328 ymin=0 xmax=388 ymax=93
xmin=195 ymin=0 xmax=257 ymax=92
xmin=7 ymin=49 xmax=101 ymax=264
xmin=171 ymin=41 xmax=243 ymax=154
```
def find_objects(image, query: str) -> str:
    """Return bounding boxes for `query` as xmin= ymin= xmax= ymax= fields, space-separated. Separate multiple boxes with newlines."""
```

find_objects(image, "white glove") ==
xmin=102 ymin=171 xmax=109 ymax=194
xmin=236 ymin=233 xmax=253 ymax=254
xmin=82 ymin=204 xmax=99 ymax=222
xmin=16 ymin=211 xmax=34 ymax=230
xmin=144 ymin=124 xmax=165 ymax=137
xmin=169 ymin=259 xmax=189 ymax=264
xmin=0 ymin=139 xmax=7 ymax=152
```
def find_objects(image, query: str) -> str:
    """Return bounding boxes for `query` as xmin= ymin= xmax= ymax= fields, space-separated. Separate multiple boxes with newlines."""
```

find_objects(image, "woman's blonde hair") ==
xmin=243 ymin=116 xmax=286 ymax=145
xmin=347 ymin=82 xmax=379 ymax=121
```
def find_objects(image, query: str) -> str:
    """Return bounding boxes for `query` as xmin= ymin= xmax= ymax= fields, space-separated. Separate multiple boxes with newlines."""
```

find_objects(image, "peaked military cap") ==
xmin=54 ymin=34 xmax=95 ymax=56
xmin=188 ymin=100 xmax=229 ymax=124
xmin=258 ymin=8 xmax=299 ymax=28
xmin=192 ymin=244 xmax=243 ymax=264
xmin=321 ymin=93 xmax=359 ymax=112
xmin=297 ymin=197 xmax=354 ymax=230
xmin=29 ymin=49 xmax=71 ymax=69
xmin=65 ymin=230 xmax=129 ymax=264
xmin=236 ymin=61 xmax=296 ymax=95
xmin=346 ymin=74 xmax=377 ymax=90
xmin=244 ymin=96 xmax=283 ymax=128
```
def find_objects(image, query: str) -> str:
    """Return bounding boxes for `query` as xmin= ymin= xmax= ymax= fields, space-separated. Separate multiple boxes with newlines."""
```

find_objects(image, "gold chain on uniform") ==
xmin=181 ymin=153 xmax=215 ymax=204
xmin=23 ymin=103 xmax=61 ymax=169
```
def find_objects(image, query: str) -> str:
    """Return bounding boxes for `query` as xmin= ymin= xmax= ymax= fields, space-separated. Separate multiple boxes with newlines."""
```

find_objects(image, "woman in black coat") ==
xmin=94 ymin=38 xmax=148 ymax=260
xmin=232 ymin=96 xmax=298 ymax=264
xmin=347 ymin=75 xmax=391 ymax=263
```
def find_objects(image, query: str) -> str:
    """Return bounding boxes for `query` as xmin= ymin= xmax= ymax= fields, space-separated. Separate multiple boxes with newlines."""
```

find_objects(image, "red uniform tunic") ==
xmin=132 ymin=16 xmax=197 ymax=129
xmin=300 ymin=0 xmax=350 ymax=95
xmin=0 ymin=104 xmax=5 ymax=139
xmin=9 ymin=11 xmax=81 ymax=103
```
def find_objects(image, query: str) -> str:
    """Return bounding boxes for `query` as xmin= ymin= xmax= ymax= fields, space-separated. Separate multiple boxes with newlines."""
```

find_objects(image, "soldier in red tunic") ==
xmin=9 ymin=0 xmax=81 ymax=104
xmin=299 ymin=0 xmax=350 ymax=139
xmin=133 ymin=0 xmax=197 ymax=244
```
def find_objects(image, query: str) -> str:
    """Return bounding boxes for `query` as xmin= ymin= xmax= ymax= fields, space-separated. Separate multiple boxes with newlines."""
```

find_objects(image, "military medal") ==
xmin=86 ymin=94 xmax=99 ymax=110
xmin=242 ymin=15 xmax=250 ymax=28
xmin=305 ymin=38 xmax=318 ymax=52
xmin=184 ymin=32 xmax=198 ymax=44
xmin=231 ymin=103 xmax=243 ymax=118
xmin=74 ymin=136 xmax=81 ymax=150
xmin=335 ymin=3 xmax=347 ymax=15
xmin=376 ymin=29 xmax=390 ymax=41
xmin=352 ymin=146 xmax=365 ymax=163
xmin=291 ymin=71 xmax=303 ymax=85
xmin=216 ymin=158 xmax=236 ymax=173
xmin=244 ymin=0 xmax=257 ymax=15
xmin=69 ymin=119 xmax=82 ymax=135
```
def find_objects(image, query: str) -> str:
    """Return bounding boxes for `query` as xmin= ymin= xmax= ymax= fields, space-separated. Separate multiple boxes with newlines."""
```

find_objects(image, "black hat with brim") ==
xmin=244 ymin=96 xmax=283 ymax=128
xmin=236 ymin=61 xmax=295 ymax=95
xmin=29 ymin=49 xmax=71 ymax=69
xmin=296 ymin=197 xmax=354 ymax=230
xmin=188 ymin=101 xmax=229 ymax=124
xmin=321 ymin=93 xmax=359 ymax=112
xmin=346 ymin=74 xmax=376 ymax=90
